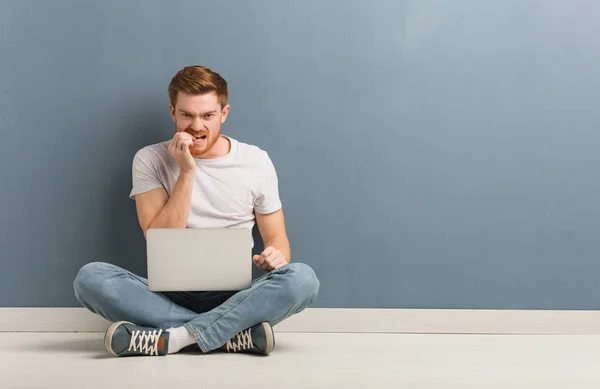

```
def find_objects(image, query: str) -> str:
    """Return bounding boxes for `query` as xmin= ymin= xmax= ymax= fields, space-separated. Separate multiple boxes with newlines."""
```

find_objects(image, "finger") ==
xmin=179 ymin=131 xmax=193 ymax=145
xmin=270 ymin=259 xmax=287 ymax=271
xmin=268 ymin=254 xmax=286 ymax=269
xmin=259 ymin=260 xmax=269 ymax=271
xmin=265 ymin=250 xmax=282 ymax=265
xmin=253 ymin=256 xmax=267 ymax=269
xmin=253 ymin=256 xmax=267 ymax=271
xmin=179 ymin=134 xmax=189 ymax=152
xmin=257 ymin=254 xmax=265 ymax=266
xmin=182 ymin=133 xmax=193 ymax=144
xmin=261 ymin=246 xmax=274 ymax=259
xmin=182 ymin=133 xmax=193 ymax=145
xmin=172 ymin=134 xmax=182 ymax=152
xmin=275 ymin=259 xmax=287 ymax=269
xmin=174 ymin=132 xmax=187 ymax=143
xmin=263 ymin=253 xmax=281 ymax=272
xmin=183 ymin=139 xmax=193 ymax=152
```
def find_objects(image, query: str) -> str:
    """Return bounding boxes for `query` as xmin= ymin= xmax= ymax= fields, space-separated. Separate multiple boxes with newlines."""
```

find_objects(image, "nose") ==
xmin=190 ymin=118 xmax=207 ymax=133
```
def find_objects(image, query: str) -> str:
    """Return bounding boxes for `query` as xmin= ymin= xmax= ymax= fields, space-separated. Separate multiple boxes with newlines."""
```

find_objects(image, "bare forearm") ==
xmin=149 ymin=172 xmax=194 ymax=230
xmin=265 ymin=234 xmax=291 ymax=263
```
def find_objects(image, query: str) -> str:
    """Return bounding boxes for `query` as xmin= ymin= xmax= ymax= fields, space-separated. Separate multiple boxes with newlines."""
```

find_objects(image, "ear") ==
xmin=169 ymin=104 xmax=176 ymax=123
xmin=220 ymin=104 xmax=231 ymax=124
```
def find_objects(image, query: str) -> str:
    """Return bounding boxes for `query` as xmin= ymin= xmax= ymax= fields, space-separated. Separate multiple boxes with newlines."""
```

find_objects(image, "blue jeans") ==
xmin=73 ymin=262 xmax=319 ymax=352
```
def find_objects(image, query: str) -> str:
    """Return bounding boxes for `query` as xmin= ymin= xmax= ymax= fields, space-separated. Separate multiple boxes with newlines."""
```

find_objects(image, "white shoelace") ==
xmin=226 ymin=329 xmax=253 ymax=352
xmin=128 ymin=329 xmax=163 ymax=356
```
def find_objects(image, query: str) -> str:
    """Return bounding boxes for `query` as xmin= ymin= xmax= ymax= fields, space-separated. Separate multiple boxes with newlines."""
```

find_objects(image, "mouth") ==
xmin=192 ymin=134 xmax=208 ymax=146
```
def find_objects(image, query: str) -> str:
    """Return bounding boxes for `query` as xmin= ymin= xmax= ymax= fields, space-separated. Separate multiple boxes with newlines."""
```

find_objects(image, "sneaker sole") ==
xmin=104 ymin=321 xmax=133 ymax=356
xmin=262 ymin=322 xmax=275 ymax=355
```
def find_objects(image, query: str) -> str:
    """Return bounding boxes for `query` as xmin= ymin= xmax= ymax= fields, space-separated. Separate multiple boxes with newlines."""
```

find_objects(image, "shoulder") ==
xmin=232 ymin=138 xmax=273 ymax=167
xmin=133 ymin=141 xmax=170 ymax=166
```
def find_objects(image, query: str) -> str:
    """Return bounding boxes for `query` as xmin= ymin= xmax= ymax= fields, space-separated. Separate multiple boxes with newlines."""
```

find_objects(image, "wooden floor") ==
xmin=2 ymin=332 xmax=600 ymax=388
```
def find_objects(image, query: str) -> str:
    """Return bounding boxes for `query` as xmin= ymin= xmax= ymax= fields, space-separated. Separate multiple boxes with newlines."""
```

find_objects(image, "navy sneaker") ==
xmin=104 ymin=321 xmax=169 ymax=357
xmin=225 ymin=322 xmax=274 ymax=355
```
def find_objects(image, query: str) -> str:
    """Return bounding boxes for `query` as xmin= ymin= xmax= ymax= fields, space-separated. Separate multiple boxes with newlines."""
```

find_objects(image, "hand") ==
xmin=253 ymin=246 xmax=288 ymax=272
xmin=168 ymin=132 xmax=196 ymax=174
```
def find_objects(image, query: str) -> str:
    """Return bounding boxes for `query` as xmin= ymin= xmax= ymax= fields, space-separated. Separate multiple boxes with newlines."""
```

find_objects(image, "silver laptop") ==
xmin=146 ymin=228 xmax=253 ymax=292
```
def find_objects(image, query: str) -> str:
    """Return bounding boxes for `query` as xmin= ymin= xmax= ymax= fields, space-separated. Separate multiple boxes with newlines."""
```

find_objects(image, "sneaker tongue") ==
xmin=157 ymin=334 xmax=168 ymax=353
xmin=227 ymin=329 xmax=254 ymax=352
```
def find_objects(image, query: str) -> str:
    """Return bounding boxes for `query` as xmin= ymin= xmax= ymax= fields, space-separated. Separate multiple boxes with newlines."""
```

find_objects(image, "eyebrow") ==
xmin=178 ymin=109 xmax=217 ymax=115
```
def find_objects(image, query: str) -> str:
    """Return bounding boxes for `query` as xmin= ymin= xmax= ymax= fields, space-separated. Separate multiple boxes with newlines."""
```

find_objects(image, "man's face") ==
xmin=169 ymin=92 xmax=230 ymax=158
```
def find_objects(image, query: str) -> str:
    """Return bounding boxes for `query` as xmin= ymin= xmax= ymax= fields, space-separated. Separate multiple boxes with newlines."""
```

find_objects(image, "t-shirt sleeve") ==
xmin=129 ymin=148 xmax=164 ymax=199
xmin=254 ymin=151 xmax=282 ymax=214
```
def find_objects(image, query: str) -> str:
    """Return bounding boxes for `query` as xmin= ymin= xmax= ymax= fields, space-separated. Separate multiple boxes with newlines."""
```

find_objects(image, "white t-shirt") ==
xmin=129 ymin=136 xmax=282 ymax=232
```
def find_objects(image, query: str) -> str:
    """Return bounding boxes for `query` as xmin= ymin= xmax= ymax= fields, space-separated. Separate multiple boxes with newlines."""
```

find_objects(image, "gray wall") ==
xmin=1 ymin=0 xmax=600 ymax=309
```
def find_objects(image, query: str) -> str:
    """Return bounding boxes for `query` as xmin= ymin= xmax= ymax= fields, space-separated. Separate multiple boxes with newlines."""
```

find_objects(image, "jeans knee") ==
xmin=73 ymin=262 xmax=118 ymax=304
xmin=283 ymin=263 xmax=320 ymax=305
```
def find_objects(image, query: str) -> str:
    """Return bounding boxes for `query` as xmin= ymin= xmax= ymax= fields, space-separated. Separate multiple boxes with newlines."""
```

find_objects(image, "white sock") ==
xmin=167 ymin=326 xmax=197 ymax=354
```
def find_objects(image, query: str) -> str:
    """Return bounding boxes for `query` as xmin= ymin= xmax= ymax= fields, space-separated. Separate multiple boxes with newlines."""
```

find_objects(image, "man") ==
xmin=73 ymin=65 xmax=319 ymax=357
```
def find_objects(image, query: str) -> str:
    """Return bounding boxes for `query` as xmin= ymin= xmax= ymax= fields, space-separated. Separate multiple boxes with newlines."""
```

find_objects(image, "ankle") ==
xmin=167 ymin=326 xmax=196 ymax=354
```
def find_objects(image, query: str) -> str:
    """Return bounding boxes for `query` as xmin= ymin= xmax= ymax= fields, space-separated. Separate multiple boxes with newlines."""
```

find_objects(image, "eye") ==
xmin=204 ymin=114 xmax=214 ymax=119
xmin=183 ymin=113 xmax=192 ymax=117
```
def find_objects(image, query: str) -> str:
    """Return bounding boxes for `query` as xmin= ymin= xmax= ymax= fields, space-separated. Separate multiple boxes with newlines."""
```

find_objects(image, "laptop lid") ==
xmin=146 ymin=228 xmax=253 ymax=292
